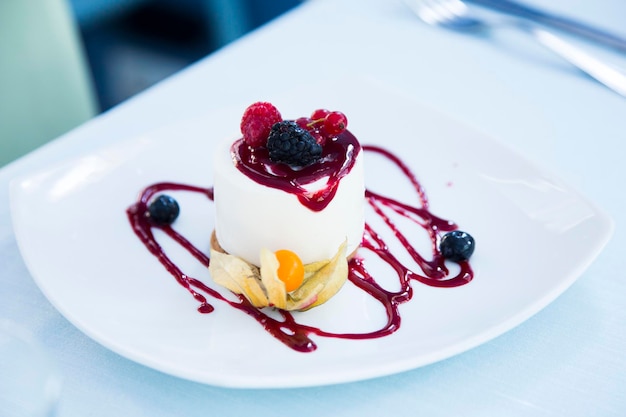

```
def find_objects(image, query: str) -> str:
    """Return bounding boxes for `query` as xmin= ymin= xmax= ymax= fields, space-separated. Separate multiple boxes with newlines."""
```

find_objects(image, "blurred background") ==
xmin=71 ymin=0 xmax=303 ymax=111
xmin=0 ymin=0 xmax=303 ymax=167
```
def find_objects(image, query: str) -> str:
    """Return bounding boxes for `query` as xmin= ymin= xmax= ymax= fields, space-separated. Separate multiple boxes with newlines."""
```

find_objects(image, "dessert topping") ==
xmin=275 ymin=249 xmax=305 ymax=292
xmin=148 ymin=195 xmax=180 ymax=225
xmin=267 ymin=121 xmax=322 ymax=167
xmin=294 ymin=109 xmax=349 ymax=146
xmin=439 ymin=231 xmax=475 ymax=261
xmin=239 ymin=102 xmax=349 ymax=151
xmin=240 ymin=102 xmax=282 ymax=147
xmin=311 ymin=108 xmax=331 ymax=120
xmin=323 ymin=111 xmax=348 ymax=136
xmin=209 ymin=241 xmax=348 ymax=311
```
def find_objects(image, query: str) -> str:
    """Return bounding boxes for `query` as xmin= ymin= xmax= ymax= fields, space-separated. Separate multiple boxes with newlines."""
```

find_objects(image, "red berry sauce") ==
xmin=126 ymin=144 xmax=474 ymax=353
xmin=231 ymin=130 xmax=361 ymax=212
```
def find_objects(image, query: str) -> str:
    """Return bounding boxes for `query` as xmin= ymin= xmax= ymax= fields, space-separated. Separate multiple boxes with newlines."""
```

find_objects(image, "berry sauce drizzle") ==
xmin=231 ymin=130 xmax=361 ymax=212
xmin=126 ymin=146 xmax=473 ymax=353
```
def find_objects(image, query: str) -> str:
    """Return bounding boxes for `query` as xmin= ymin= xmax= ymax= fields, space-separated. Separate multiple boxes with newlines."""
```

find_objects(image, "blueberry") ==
xmin=439 ymin=231 xmax=475 ymax=262
xmin=148 ymin=195 xmax=180 ymax=225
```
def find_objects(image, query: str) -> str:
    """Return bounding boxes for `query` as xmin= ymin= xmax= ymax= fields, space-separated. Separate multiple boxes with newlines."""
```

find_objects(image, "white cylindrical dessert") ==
xmin=213 ymin=137 xmax=364 ymax=266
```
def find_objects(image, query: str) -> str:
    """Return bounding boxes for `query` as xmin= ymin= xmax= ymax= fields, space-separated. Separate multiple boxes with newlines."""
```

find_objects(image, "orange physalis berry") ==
xmin=275 ymin=249 xmax=305 ymax=292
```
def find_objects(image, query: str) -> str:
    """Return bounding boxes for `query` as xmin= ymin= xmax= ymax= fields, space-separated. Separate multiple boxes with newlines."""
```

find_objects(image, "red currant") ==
xmin=323 ymin=111 xmax=348 ymax=136
xmin=310 ymin=129 xmax=326 ymax=146
xmin=311 ymin=108 xmax=330 ymax=121
xmin=295 ymin=117 xmax=312 ymax=130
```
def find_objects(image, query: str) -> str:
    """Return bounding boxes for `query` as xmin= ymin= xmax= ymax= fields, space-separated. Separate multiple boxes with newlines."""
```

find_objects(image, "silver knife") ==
xmin=466 ymin=0 xmax=626 ymax=53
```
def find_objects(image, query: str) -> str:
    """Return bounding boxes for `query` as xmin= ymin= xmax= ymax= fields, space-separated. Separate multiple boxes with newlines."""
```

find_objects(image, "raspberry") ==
xmin=267 ymin=121 xmax=322 ymax=167
xmin=240 ymin=102 xmax=282 ymax=147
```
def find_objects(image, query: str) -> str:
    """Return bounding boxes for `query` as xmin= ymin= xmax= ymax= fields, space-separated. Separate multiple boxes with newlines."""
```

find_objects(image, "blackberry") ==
xmin=439 ymin=231 xmax=475 ymax=262
xmin=267 ymin=121 xmax=322 ymax=167
xmin=148 ymin=195 xmax=180 ymax=225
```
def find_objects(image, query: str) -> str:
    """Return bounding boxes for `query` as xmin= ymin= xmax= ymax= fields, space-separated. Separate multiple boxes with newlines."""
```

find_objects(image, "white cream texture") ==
xmin=213 ymin=138 xmax=365 ymax=266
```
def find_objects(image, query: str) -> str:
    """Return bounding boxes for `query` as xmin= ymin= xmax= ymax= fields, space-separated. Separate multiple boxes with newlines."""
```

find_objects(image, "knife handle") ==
xmin=527 ymin=27 xmax=626 ymax=97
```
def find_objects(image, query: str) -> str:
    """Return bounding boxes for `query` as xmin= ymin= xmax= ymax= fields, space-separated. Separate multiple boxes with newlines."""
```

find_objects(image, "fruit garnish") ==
xmin=274 ymin=249 xmax=305 ymax=292
xmin=239 ymin=104 xmax=348 ymax=151
xmin=240 ymin=102 xmax=282 ymax=147
xmin=209 ymin=241 xmax=348 ymax=311
xmin=267 ymin=121 xmax=322 ymax=167
xmin=207 ymin=251 xmax=269 ymax=306
xmin=295 ymin=117 xmax=311 ymax=130
xmin=148 ymin=195 xmax=180 ymax=225
xmin=439 ymin=231 xmax=475 ymax=261
xmin=288 ymin=242 xmax=348 ymax=310
xmin=311 ymin=108 xmax=331 ymax=120
xmin=323 ymin=111 xmax=348 ymax=136
xmin=292 ymin=109 xmax=349 ymax=146
xmin=295 ymin=116 xmax=327 ymax=145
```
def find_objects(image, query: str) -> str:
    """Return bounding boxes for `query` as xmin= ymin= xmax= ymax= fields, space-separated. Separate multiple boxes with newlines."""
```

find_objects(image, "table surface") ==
xmin=2 ymin=0 xmax=625 ymax=415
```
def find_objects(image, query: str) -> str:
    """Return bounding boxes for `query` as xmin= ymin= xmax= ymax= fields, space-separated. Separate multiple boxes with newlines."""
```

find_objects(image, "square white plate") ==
xmin=10 ymin=80 xmax=613 ymax=388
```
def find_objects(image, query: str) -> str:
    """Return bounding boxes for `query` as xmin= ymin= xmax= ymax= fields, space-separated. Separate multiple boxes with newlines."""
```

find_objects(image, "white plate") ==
xmin=10 ymin=80 xmax=613 ymax=388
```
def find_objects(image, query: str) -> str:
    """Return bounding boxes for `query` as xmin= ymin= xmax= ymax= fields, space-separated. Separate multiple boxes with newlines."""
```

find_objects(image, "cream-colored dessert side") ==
xmin=213 ymin=137 xmax=364 ymax=266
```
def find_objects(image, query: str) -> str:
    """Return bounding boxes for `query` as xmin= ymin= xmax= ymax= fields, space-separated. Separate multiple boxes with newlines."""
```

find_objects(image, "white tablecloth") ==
xmin=2 ymin=0 xmax=625 ymax=415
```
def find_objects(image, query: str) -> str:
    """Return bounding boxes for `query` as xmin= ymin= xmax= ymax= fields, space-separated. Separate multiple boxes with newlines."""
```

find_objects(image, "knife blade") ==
xmin=466 ymin=0 xmax=626 ymax=53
